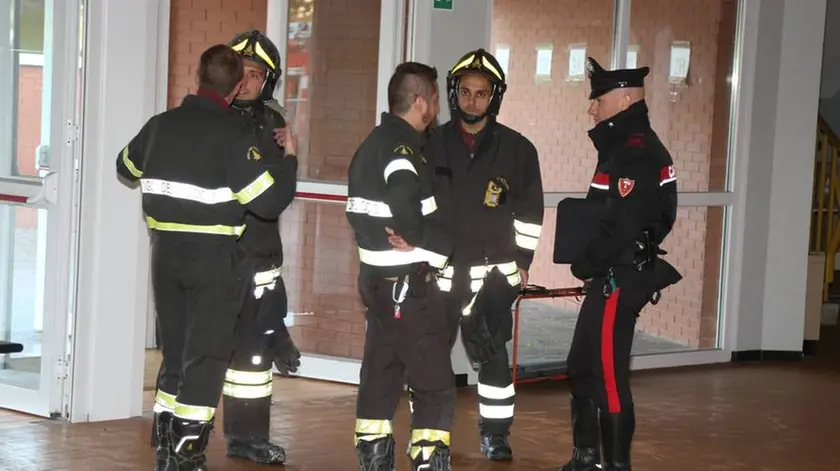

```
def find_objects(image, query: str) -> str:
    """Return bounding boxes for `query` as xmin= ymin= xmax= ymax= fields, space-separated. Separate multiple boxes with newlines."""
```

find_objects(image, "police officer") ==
xmin=346 ymin=62 xmax=455 ymax=471
xmin=117 ymin=44 xmax=292 ymax=471
xmin=555 ymin=57 xmax=682 ymax=471
xmin=221 ymin=29 xmax=301 ymax=466
xmin=414 ymin=48 xmax=544 ymax=461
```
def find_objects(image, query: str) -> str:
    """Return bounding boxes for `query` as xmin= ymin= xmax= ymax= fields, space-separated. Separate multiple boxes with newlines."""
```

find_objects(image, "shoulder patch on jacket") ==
xmin=247 ymin=146 xmax=262 ymax=161
xmin=393 ymin=144 xmax=414 ymax=156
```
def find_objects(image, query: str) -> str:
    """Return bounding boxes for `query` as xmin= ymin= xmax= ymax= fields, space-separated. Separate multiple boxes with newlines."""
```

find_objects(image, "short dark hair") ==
xmin=197 ymin=45 xmax=244 ymax=97
xmin=388 ymin=62 xmax=439 ymax=115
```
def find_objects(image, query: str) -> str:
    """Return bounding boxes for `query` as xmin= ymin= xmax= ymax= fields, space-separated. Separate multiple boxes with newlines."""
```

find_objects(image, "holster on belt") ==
xmin=407 ymin=262 xmax=432 ymax=298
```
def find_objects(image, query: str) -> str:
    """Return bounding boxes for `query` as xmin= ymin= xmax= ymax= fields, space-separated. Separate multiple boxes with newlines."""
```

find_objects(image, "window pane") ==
xmin=284 ymin=0 xmax=381 ymax=184
xmin=628 ymin=0 xmax=739 ymax=192
xmin=491 ymin=0 xmax=615 ymax=192
xmin=1 ymin=0 xmax=48 ymax=178
xmin=514 ymin=205 xmax=726 ymax=368
xmin=0 ymin=205 xmax=48 ymax=391
xmin=281 ymin=201 xmax=365 ymax=360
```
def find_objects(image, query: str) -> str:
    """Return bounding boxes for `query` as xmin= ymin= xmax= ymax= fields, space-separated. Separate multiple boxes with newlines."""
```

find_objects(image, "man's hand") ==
xmin=519 ymin=269 xmax=529 ymax=287
xmin=274 ymin=126 xmax=298 ymax=156
xmin=385 ymin=226 xmax=414 ymax=252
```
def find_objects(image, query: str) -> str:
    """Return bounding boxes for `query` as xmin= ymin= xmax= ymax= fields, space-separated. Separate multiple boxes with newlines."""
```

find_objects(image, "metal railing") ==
xmin=811 ymin=116 xmax=840 ymax=301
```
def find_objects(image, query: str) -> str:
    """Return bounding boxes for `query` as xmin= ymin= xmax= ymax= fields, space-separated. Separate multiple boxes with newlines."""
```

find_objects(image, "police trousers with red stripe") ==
xmin=566 ymin=270 xmax=650 ymax=461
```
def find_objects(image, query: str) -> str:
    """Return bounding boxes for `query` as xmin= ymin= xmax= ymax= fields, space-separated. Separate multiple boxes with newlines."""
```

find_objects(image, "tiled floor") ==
xmin=2 ymin=328 xmax=839 ymax=470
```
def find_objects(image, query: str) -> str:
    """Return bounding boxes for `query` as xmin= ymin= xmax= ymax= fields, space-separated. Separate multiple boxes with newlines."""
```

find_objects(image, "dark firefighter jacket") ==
xmin=346 ymin=112 xmax=454 ymax=279
xmin=571 ymin=100 xmax=678 ymax=281
xmin=424 ymin=118 xmax=544 ymax=291
xmin=115 ymin=91 xmax=291 ymax=244
xmin=232 ymin=101 xmax=298 ymax=264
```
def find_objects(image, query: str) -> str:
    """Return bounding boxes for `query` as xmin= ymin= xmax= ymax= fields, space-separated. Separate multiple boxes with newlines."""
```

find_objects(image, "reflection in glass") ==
xmin=0 ymin=205 xmax=47 ymax=391
xmin=283 ymin=0 xmax=382 ymax=183
xmin=280 ymin=200 xmax=366 ymax=360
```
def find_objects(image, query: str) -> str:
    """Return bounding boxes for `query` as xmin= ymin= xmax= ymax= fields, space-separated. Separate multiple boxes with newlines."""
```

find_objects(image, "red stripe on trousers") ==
xmin=601 ymin=288 xmax=622 ymax=413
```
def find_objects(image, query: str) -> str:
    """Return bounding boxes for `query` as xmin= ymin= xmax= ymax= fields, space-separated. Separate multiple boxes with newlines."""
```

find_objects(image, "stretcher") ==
xmin=511 ymin=284 xmax=586 ymax=385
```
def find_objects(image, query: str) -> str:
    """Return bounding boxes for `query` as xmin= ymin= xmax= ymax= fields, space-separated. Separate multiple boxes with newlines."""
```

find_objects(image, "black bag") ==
xmin=553 ymin=197 xmax=608 ymax=264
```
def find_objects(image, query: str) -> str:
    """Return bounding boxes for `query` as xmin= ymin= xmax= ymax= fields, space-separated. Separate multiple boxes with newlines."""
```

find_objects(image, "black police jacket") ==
xmin=425 ymin=118 xmax=544 ymax=272
xmin=346 ymin=112 xmax=454 ymax=279
xmin=232 ymin=101 xmax=298 ymax=264
xmin=116 ymin=91 xmax=292 ymax=245
xmin=570 ymin=100 xmax=678 ymax=280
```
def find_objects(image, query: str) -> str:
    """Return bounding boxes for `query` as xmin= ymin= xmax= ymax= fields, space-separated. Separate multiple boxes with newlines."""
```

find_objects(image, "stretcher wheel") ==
xmin=511 ymin=284 xmax=586 ymax=385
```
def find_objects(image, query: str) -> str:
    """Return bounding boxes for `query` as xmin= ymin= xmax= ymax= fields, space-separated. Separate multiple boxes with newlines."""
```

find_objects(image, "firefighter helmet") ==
xmin=228 ymin=30 xmax=282 ymax=102
xmin=446 ymin=49 xmax=507 ymax=124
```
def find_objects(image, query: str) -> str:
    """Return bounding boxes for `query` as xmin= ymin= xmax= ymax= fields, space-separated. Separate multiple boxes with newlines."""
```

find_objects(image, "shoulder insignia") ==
xmin=247 ymin=146 xmax=262 ymax=161
xmin=660 ymin=165 xmax=677 ymax=185
xmin=625 ymin=133 xmax=645 ymax=148
xmin=394 ymin=144 xmax=414 ymax=156
xmin=617 ymin=177 xmax=635 ymax=198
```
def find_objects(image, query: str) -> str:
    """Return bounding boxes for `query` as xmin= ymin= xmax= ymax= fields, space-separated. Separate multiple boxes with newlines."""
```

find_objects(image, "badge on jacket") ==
xmin=247 ymin=146 xmax=262 ymax=161
xmin=484 ymin=176 xmax=509 ymax=208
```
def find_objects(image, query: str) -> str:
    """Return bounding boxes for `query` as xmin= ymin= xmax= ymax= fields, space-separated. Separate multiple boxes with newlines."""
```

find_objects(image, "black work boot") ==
xmin=558 ymin=394 xmax=601 ymax=471
xmin=158 ymin=417 xmax=214 ymax=471
xmin=227 ymin=438 xmax=286 ymax=465
xmin=479 ymin=433 xmax=513 ymax=461
xmin=356 ymin=436 xmax=396 ymax=471
xmin=152 ymin=412 xmax=173 ymax=468
xmin=600 ymin=405 xmax=635 ymax=471
xmin=409 ymin=445 xmax=451 ymax=471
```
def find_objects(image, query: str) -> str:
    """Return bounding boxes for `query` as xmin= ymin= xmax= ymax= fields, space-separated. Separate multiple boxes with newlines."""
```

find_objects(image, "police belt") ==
xmin=552 ymin=197 xmax=682 ymax=301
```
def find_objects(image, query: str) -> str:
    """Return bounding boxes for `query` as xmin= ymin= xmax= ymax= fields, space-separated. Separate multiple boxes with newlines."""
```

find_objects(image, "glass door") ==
xmin=0 ymin=0 xmax=85 ymax=418
xmin=263 ymin=0 xmax=407 ymax=384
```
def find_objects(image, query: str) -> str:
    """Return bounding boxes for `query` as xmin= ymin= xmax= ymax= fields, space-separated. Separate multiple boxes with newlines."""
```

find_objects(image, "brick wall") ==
xmin=167 ymin=0 xmax=268 ymax=109
xmin=167 ymin=0 xmax=380 ymax=359
xmin=492 ymin=0 xmax=736 ymax=347
xmin=15 ymin=65 xmax=41 ymax=229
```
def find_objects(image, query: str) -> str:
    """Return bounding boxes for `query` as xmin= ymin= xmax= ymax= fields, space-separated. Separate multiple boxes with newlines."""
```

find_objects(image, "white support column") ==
xmin=71 ymin=0 xmax=161 ymax=422
xmin=611 ymin=0 xmax=631 ymax=69
xmin=730 ymin=0 xmax=827 ymax=355
xmin=408 ymin=0 xmax=494 ymax=386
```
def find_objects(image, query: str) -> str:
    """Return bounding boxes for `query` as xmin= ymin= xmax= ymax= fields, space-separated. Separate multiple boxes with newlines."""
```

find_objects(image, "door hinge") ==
xmin=56 ymin=354 xmax=70 ymax=381
xmin=65 ymin=120 xmax=81 ymax=147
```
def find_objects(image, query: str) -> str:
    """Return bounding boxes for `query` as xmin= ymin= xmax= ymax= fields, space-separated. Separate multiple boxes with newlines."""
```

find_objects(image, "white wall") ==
xmin=71 ymin=0 xmax=161 ymax=422
xmin=732 ymin=0 xmax=826 ymax=353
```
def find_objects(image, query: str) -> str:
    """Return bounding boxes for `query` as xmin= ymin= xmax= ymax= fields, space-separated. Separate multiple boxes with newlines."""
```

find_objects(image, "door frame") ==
xmin=0 ymin=0 xmax=86 ymax=418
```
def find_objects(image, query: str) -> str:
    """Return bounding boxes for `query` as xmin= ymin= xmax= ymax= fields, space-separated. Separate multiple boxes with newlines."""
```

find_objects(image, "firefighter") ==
xmin=346 ymin=62 xmax=455 ymax=471
xmin=221 ymin=29 xmax=301 ymax=466
xmin=397 ymin=48 xmax=544 ymax=461
xmin=117 ymin=44 xmax=293 ymax=471
xmin=555 ymin=57 xmax=682 ymax=471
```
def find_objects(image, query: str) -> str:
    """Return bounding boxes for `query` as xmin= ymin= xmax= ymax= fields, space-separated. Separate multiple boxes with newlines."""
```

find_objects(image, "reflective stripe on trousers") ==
xmin=222 ymin=368 xmax=274 ymax=400
xmin=437 ymin=261 xmax=520 ymax=294
xmin=477 ymin=382 xmax=515 ymax=420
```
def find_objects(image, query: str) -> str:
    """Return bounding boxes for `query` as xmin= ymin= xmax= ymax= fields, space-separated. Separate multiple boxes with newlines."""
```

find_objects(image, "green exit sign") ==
xmin=434 ymin=0 xmax=453 ymax=11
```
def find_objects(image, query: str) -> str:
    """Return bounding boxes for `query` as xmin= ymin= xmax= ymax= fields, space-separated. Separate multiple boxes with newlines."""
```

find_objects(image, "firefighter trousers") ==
xmin=566 ymin=271 xmax=649 ymax=454
xmin=222 ymin=261 xmax=286 ymax=442
xmin=440 ymin=261 xmax=521 ymax=436
xmin=354 ymin=271 xmax=456 ymax=459
xmin=151 ymin=238 xmax=248 ymax=424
